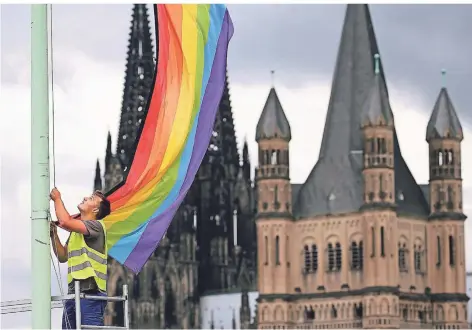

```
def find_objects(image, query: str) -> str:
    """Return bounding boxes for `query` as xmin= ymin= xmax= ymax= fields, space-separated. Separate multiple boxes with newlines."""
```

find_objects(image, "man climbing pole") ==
xmin=49 ymin=188 xmax=111 ymax=329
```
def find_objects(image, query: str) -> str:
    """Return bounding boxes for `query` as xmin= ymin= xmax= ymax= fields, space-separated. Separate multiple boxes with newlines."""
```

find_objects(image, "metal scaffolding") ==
xmin=1 ymin=282 xmax=129 ymax=330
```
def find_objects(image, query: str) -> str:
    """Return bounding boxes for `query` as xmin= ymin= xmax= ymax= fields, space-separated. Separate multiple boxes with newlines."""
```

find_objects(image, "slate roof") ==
xmin=361 ymin=56 xmax=394 ymax=127
xmin=426 ymin=87 xmax=463 ymax=141
xmin=292 ymin=4 xmax=430 ymax=219
xmin=255 ymin=88 xmax=291 ymax=142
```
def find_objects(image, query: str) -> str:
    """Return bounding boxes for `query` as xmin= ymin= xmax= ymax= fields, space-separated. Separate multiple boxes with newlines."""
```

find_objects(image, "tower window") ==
xmin=270 ymin=150 xmax=277 ymax=165
xmin=275 ymin=236 xmax=280 ymax=265
xmin=438 ymin=150 xmax=444 ymax=166
xmin=449 ymin=235 xmax=455 ymax=266
xmin=370 ymin=139 xmax=375 ymax=153
xmin=398 ymin=243 xmax=408 ymax=272
xmin=264 ymin=236 xmax=268 ymax=265
xmin=380 ymin=226 xmax=385 ymax=257
xmin=371 ymin=227 xmax=375 ymax=257
xmin=286 ymin=235 xmax=289 ymax=266
xmin=437 ymin=236 xmax=441 ymax=266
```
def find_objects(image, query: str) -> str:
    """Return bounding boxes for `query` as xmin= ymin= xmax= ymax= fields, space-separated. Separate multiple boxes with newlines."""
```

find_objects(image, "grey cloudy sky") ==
xmin=1 ymin=3 xmax=472 ymax=328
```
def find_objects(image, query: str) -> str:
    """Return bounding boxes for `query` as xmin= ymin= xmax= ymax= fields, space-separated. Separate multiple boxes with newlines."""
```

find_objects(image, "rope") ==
xmin=49 ymin=4 xmax=56 ymax=188
xmin=47 ymin=5 xmax=71 ymax=328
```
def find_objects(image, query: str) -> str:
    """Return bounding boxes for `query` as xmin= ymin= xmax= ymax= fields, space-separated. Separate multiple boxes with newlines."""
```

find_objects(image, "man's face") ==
xmin=78 ymin=192 xmax=102 ymax=215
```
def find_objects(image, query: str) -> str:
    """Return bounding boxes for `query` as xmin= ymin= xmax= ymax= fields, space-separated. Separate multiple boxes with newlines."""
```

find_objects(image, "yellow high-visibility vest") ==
xmin=67 ymin=220 xmax=107 ymax=292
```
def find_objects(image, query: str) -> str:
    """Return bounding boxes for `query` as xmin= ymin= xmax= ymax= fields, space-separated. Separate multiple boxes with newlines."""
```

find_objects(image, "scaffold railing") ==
xmin=1 ymin=282 xmax=129 ymax=330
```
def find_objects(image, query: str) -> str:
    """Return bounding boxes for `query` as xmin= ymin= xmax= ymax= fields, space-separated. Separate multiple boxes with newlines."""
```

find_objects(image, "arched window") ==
xmin=359 ymin=241 xmax=364 ymax=269
xmin=335 ymin=243 xmax=342 ymax=270
xmin=350 ymin=241 xmax=359 ymax=270
xmin=380 ymin=226 xmax=385 ymax=257
xmin=398 ymin=243 xmax=408 ymax=272
xmin=270 ymin=150 xmax=277 ymax=165
xmin=449 ymin=235 xmax=456 ymax=266
xmin=414 ymin=244 xmax=424 ymax=273
xmin=327 ymin=243 xmax=335 ymax=271
xmin=436 ymin=236 xmax=441 ymax=266
xmin=438 ymin=150 xmax=444 ymax=166
xmin=264 ymin=236 xmax=268 ymax=264
xmin=311 ymin=244 xmax=318 ymax=272
xmin=304 ymin=245 xmax=311 ymax=273
xmin=275 ymin=236 xmax=280 ymax=265
xmin=371 ymin=227 xmax=375 ymax=257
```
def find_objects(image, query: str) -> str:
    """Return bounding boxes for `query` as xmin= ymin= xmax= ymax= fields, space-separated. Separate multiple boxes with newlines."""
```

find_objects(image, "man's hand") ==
xmin=50 ymin=188 xmax=61 ymax=202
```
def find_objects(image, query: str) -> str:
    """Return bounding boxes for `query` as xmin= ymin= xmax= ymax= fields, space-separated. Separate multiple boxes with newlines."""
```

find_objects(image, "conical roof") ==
xmin=294 ymin=4 xmax=429 ymax=218
xmin=426 ymin=87 xmax=463 ymax=141
xmin=255 ymin=88 xmax=291 ymax=142
xmin=361 ymin=55 xmax=394 ymax=127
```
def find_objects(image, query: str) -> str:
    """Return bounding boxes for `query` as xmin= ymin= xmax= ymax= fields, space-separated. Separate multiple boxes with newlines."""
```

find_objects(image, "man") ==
xmin=49 ymin=188 xmax=111 ymax=329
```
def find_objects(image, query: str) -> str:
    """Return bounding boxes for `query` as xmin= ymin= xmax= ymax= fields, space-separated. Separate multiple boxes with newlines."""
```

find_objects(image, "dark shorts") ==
xmin=62 ymin=291 xmax=107 ymax=329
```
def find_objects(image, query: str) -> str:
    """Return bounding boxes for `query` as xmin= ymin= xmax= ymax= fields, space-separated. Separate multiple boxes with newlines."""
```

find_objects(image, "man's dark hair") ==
xmin=94 ymin=190 xmax=111 ymax=220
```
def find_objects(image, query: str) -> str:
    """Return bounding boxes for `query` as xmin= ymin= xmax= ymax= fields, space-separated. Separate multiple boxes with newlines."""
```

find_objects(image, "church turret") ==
xmin=361 ymin=54 xmax=395 ymax=207
xmin=94 ymin=159 xmax=103 ymax=191
xmin=240 ymin=290 xmax=251 ymax=329
xmin=426 ymin=72 xmax=466 ymax=324
xmin=360 ymin=54 xmax=398 ymax=300
xmin=426 ymin=70 xmax=464 ymax=218
xmin=255 ymin=80 xmax=292 ymax=296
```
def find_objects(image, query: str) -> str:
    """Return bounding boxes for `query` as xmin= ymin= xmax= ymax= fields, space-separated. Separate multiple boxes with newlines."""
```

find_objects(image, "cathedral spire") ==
xmin=295 ymin=4 xmax=429 ymax=218
xmin=94 ymin=159 xmax=102 ymax=191
xmin=105 ymin=131 xmax=112 ymax=169
xmin=116 ymin=4 xmax=156 ymax=171
xmin=242 ymin=138 xmax=251 ymax=182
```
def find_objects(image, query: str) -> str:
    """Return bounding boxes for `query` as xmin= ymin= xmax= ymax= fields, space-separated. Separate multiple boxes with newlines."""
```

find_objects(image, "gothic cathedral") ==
xmin=255 ymin=4 xmax=467 ymax=329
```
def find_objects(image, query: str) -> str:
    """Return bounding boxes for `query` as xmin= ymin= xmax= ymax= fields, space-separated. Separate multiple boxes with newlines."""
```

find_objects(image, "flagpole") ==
xmin=30 ymin=4 xmax=52 ymax=329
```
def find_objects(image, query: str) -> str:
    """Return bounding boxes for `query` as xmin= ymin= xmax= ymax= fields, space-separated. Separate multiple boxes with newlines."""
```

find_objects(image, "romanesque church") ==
xmin=254 ymin=4 xmax=467 ymax=329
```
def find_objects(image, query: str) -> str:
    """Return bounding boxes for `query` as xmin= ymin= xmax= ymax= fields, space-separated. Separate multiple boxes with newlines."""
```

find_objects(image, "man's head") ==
xmin=77 ymin=190 xmax=111 ymax=220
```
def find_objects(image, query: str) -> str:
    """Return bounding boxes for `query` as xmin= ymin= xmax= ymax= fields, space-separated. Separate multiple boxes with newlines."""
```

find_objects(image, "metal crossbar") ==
xmin=1 ymin=282 xmax=129 ymax=330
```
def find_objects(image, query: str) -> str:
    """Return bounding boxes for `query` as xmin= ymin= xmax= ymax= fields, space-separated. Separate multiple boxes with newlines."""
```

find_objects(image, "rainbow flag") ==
xmin=103 ymin=4 xmax=234 ymax=273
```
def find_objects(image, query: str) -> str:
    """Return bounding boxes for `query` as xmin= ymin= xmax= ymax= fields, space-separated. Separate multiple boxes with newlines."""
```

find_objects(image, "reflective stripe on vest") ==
xmin=67 ymin=220 xmax=107 ymax=291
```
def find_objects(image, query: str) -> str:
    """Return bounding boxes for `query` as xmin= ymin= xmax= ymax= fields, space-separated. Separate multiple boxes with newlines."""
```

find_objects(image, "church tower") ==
xmin=426 ymin=71 xmax=467 ymax=327
xmin=255 ymin=84 xmax=292 ymax=296
xmin=360 ymin=53 xmax=398 ymax=327
xmin=115 ymin=4 xmax=155 ymax=173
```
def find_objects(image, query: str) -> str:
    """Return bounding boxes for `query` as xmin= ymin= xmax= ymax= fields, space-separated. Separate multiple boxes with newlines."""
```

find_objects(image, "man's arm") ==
xmin=49 ymin=223 xmax=68 ymax=263
xmin=51 ymin=188 xmax=88 ymax=235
